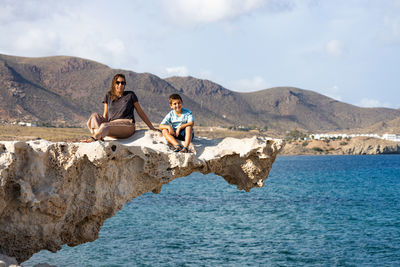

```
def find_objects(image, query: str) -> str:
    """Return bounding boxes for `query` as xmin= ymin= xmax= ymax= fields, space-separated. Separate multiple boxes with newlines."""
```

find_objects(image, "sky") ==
xmin=1 ymin=0 xmax=399 ymax=108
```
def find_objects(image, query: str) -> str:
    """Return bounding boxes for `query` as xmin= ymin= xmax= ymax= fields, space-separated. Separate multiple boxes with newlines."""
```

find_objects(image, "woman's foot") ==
xmin=80 ymin=136 xmax=99 ymax=143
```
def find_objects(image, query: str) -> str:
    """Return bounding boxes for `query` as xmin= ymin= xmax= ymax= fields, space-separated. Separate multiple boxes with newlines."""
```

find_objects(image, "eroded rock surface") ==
xmin=281 ymin=136 xmax=400 ymax=155
xmin=0 ymin=130 xmax=284 ymax=263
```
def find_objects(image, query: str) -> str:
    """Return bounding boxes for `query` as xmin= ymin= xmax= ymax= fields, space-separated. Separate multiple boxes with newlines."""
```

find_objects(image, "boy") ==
xmin=160 ymin=94 xmax=194 ymax=153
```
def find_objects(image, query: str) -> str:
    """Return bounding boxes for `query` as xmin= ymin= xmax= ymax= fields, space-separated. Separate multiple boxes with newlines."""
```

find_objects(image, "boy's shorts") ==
xmin=176 ymin=129 xmax=194 ymax=141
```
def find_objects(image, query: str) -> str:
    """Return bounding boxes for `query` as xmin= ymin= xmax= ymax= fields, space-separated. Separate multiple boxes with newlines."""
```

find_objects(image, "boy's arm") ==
xmin=160 ymin=123 xmax=175 ymax=135
xmin=175 ymin=121 xmax=194 ymax=136
xmin=177 ymin=110 xmax=194 ymax=131
xmin=160 ymin=112 xmax=175 ymax=134
xmin=177 ymin=121 xmax=194 ymax=129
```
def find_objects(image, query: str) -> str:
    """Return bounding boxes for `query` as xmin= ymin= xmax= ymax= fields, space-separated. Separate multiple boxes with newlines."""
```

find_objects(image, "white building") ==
xmin=382 ymin=134 xmax=400 ymax=142
xmin=310 ymin=133 xmax=400 ymax=142
xmin=18 ymin=122 xmax=37 ymax=127
xmin=311 ymin=133 xmax=350 ymax=140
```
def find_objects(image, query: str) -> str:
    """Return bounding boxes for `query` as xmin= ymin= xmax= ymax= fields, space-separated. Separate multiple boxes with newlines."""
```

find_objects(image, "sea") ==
xmin=24 ymin=155 xmax=400 ymax=267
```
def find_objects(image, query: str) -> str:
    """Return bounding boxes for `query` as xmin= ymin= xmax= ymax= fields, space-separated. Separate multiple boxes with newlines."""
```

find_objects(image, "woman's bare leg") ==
xmin=81 ymin=113 xmax=108 ymax=142
xmin=87 ymin=113 xmax=107 ymax=134
xmin=95 ymin=119 xmax=135 ymax=140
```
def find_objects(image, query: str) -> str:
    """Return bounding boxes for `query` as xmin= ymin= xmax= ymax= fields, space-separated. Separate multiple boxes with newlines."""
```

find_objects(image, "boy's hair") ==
xmin=169 ymin=94 xmax=183 ymax=104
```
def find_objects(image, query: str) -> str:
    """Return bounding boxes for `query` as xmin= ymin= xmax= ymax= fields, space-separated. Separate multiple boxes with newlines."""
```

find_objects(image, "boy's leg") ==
xmin=162 ymin=129 xmax=179 ymax=147
xmin=183 ymin=126 xmax=193 ymax=148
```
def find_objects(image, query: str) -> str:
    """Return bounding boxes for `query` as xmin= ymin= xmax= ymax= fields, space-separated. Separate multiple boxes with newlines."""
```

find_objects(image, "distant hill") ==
xmin=357 ymin=117 xmax=400 ymax=134
xmin=165 ymin=76 xmax=252 ymax=125
xmin=1 ymin=54 xmax=399 ymax=133
xmin=166 ymin=76 xmax=400 ymax=132
xmin=0 ymin=54 xmax=224 ymax=126
xmin=240 ymin=87 xmax=400 ymax=132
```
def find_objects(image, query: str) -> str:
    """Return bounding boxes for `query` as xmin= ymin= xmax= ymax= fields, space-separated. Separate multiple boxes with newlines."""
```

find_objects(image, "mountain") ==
xmin=166 ymin=76 xmax=400 ymax=132
xmin=358 ymin=117 xmax=400 ymax=134
xmin=165 ymin=76 xmax=252 ymax=125
xmin=0 ymin=54 xmax=224 ymax=126
xmin=1 ymin=54 xmax=399 ymax=133
xmin=240 ymin=87 xmax=399 ymax=131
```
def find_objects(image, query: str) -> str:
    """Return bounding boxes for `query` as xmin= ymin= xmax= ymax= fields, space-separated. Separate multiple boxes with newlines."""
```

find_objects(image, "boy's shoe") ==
xmin=173 ymin=144 xmax=183 ymax=152
xmin=180 ymin=146 xmax=189 ymax=153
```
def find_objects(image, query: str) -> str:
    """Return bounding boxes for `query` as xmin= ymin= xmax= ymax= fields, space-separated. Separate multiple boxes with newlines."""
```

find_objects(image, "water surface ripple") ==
xmin=25 ymin=155 xmax=400 ymax=266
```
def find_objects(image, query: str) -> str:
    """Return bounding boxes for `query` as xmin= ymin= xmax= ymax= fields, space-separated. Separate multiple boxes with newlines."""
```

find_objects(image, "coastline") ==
xmin=280 ymin=136 xmax=400 ymax=155
xmin=1 ymin=125 xmax=399 ymax=156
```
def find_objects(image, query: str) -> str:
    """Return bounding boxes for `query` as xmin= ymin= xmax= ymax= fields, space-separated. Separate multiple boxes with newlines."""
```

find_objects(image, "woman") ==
xmin=82 ymin=73 xmax=156 ymax=142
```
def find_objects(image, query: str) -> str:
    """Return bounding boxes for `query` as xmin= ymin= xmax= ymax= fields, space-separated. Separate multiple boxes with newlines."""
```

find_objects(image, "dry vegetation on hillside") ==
xmin=0 ymin=125 xmax=273 ymax=142
xmin=0 ymin=125 xmax=90 ymax=142
xmin=2 ymin=54 xmax=400 ymax=134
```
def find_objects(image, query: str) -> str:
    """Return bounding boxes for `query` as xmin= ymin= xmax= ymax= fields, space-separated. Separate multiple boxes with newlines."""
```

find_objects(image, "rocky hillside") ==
xmin=240 ymin=87 xmax=399 ymax=132
xmin=355 ymin=117 xmax=400 ymax=134
xmin=167 ymin=76 xmax=400 ymax=132
xmin=0 ymin=54 xmax=224 ymax=126
xmin=1 ymin=54 xmax=400 ymax=133
xmin=281 ymin=137 xmax=400 ymax=155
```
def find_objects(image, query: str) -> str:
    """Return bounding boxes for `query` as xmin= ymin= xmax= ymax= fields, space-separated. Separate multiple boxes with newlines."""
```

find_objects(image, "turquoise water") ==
xmin=25 ymin=155 xmax=400 ymax=266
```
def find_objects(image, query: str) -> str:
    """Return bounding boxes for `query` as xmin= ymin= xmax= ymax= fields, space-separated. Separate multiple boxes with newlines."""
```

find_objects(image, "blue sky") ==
xmin=1 ymin=0 xmax=399 ymax=108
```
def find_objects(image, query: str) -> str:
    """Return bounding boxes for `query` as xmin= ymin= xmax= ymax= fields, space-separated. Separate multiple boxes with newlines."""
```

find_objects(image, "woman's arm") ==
xmin=134 ymin=102 xmax=157 ymax=130
xmin=103 ymin=103 xmax=108 ymax=120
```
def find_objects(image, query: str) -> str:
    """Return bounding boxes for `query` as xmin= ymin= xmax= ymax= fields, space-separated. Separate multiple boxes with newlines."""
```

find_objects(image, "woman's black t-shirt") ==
xmin=103 ymin=91 xmax=138 ymax=122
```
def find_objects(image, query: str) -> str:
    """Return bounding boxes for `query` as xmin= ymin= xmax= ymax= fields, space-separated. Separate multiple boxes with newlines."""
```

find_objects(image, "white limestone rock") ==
xmin=0 ymin=254 xmax=18 ymax=267
xmin=0 ymin=130 xmax=284 ymax=263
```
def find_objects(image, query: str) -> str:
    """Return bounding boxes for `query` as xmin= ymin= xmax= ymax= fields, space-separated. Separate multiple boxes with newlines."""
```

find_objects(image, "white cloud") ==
xmin=163 ymin=0 xmax=266 ymax=24
xmin=358 ymin=98 xmax=393 ymax=108
xmin=230 ymin=76 xmax=269 ymax=92
xmin=165 ymin=66 xmax=189 ymax=76
xmin=0 ymin=0 xmax=59 ymax=23
xmin=0 ymin=0 xmax=399 ymax=110
xmin=102 ymin=39 xmax=125 ymax=55
xmin=0 ymin=2 xmax=15 ymax=22
xmin=322 ymin=85 xmax=342 ymax=101
xmin=15 ymin=28 xmax=60 ymax=54
xmin=382 ymin=15 xmax=400 ymax=44
xmin=198 ymin=69 xmax=214 ymax=79
xmin=0 ymin=1 xmax=140 ymax=70
xmin=325 ymin=40 xmax=344 ymax=57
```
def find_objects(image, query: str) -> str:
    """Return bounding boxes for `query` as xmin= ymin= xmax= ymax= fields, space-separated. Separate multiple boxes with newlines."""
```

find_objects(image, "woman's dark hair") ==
xmin=109 ymin=74 xmax=126 ymax=100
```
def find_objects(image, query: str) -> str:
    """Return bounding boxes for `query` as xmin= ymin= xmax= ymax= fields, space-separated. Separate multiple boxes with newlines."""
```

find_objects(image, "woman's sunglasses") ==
xmin=116 ymin=81 xmax=126 ymax=85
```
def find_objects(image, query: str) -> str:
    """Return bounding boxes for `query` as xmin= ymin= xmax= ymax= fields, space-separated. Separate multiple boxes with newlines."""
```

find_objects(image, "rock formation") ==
xmin=340 ymin=137 xmax=400 ymax=154
xmin=0 ymin=130 xmax=284 ymax=263
xmin=0 ymin=254 xmax=18 ymax=267
xmin=281 ymin=136 xmax=400 ymax=155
